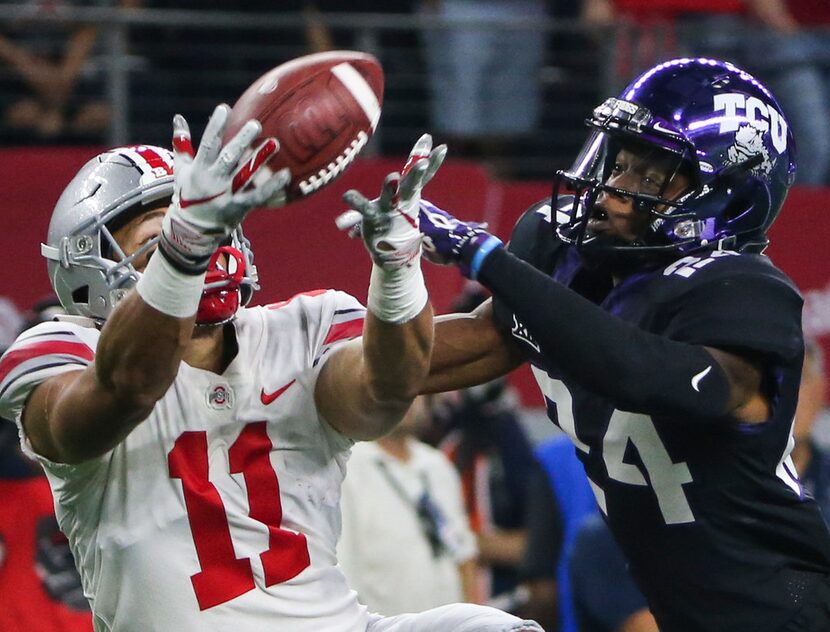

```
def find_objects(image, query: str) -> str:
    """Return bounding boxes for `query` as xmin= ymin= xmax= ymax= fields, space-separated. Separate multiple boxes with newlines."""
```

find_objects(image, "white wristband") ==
xmin=135 ymin=251 xmax=206 ymax=318
xmin=367 ymin=259 xmax=429 ymax=324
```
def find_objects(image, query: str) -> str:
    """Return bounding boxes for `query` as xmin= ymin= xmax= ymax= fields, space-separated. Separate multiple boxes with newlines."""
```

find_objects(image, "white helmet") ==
xmin=42 ymin=145 xmax=258 ymax=323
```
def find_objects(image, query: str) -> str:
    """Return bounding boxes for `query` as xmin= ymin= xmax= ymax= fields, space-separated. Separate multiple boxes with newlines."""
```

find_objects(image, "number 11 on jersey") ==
xmin=168 ymin=422 xmax=311 ymax=610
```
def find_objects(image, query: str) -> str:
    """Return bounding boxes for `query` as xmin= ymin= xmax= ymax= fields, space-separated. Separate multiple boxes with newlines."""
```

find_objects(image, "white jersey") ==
xmin=0 ymin=290 xmax=370 ymax=632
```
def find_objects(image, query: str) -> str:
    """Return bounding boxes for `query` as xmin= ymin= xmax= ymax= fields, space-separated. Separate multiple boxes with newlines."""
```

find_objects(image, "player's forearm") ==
xmin=96 ymin=290 xmax=194 ymax=410
xmin=316 ymin=302 xmax=433 ymax=440
xmin=425 ymin=307 xmax=523 ymax=393
xmin=362 ymin=303 xmax=433 ymax=411
xmin=30 ymin=292 xmax=194 ymax=464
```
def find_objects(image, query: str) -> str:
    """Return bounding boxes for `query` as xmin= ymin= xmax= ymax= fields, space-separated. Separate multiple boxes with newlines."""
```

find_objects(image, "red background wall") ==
xmin=2 ymin=148 xmax=828 ymax=404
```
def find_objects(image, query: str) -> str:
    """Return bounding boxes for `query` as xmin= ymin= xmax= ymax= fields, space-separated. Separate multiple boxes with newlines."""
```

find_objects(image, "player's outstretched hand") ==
xmin=419 ymin=200 xmax=503 ymax=280
xmin=160 ymin=104 xmax=291 ymax=274
xmin=336 ymin=134 xmax=446 ymax=269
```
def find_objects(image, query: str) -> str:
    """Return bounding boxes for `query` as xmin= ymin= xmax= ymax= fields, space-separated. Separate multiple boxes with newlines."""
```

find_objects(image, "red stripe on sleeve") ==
xmin=0 ymin=340 xmax=95 ymax=384
xmin=322 ymin=318 xmax=365 ymax=347
xmin=266 ymin=289 xmax=328 ymax=310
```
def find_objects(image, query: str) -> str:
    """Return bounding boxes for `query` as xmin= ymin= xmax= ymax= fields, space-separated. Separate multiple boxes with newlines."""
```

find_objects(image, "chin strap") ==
xmin=195 ymin=246 xmax=246 ymax=325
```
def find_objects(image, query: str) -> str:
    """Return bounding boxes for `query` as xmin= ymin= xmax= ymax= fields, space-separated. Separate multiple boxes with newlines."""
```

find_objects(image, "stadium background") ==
xmin=0 ymin=3 xmax=827 ymax=409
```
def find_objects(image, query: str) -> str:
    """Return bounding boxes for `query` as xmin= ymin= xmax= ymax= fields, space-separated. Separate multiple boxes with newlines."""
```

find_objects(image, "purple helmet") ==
xmin=554 ymin=58 xmax=797 ymax=259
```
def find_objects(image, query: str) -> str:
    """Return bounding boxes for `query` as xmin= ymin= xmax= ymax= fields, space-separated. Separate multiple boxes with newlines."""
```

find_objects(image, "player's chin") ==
xmin=587 ymin=218 xmax=641 ymax=244
xmin=583 ymin=228 xmax=634 ymax=252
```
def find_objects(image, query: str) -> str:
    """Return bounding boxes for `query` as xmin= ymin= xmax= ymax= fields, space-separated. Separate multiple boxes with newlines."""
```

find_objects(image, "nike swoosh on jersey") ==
xmin=260 ymin=378 xmax=296 ymax=405
xmin=691 ymin=366 xmax=712 ymax=392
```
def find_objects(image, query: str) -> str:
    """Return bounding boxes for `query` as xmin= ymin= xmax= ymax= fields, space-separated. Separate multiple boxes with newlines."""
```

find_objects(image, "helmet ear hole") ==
xmin=71 ymin=286 xmax=89 ymax=305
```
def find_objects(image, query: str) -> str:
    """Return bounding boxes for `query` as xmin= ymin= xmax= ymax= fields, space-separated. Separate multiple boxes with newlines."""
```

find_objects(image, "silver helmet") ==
xmin=42 ymin=145 xmax=259 ymax=322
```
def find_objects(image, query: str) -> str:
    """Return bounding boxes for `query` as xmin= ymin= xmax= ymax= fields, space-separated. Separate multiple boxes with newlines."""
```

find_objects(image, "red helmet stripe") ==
xmin=133 ymin=145 xmax=174 ymax=174
xmin=117 ymin=145 xmax=174 ymax=177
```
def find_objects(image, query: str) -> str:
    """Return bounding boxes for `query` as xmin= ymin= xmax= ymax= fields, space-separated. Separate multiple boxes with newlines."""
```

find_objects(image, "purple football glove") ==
xmin=419 ymin=200 xmax=503 ymax=280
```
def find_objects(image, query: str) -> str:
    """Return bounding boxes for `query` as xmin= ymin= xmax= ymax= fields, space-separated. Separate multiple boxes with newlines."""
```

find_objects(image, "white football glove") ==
xmin=160 ymin=104 xmax=290 ymax=273
xmin=337 ymin=133 xmax=446 ymax=269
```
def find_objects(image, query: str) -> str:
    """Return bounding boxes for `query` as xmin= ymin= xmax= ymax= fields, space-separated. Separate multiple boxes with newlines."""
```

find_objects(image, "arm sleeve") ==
xmin=0 ymin=321 xmax=96 ymax=423
xmin=478 ymin=248 xmax=733 ymax=419
xmin=304 ymin=289 xmax=367 ymax=370
xmin=490 ymin=202 xmax=560 ymax=341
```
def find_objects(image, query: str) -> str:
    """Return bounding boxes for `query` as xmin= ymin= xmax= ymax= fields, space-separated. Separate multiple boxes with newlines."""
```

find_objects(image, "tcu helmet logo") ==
xmin=206 ymin=383 xmax=235 ymax=410
xmin=727 ymin=122 xmax=774 ymax=175
xmin=713 ymin=93 xmax=788 ymax=153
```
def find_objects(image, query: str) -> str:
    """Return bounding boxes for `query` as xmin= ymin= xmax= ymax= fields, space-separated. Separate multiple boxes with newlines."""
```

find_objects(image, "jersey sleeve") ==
xmin=0 ymin=321 xmax=95 ymax=422
xmin=0 ymin=320 xmax=107 ymax=480
xmin=297 ymin=289 xmax=367 ymax=371
xmin=289 ymin=289 xmax=367 ymax=451
xmin=662 ymin=259 xmax=803 ymax=363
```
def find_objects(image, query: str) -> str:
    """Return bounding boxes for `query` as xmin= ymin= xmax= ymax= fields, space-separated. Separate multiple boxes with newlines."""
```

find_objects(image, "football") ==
xmin=223 ymin=50 xmax=384 ymax=202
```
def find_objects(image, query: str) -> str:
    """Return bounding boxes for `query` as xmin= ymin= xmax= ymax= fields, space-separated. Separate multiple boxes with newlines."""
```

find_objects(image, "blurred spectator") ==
xmin=0 ymin=295 xmax=91 ymax=631
xmin=338 ymin=396 xmax=478 ymax=615
xmin=0 ymin=0 xmax=139 ymax=143
xmin=584 ymin=0 xmax=830 ymax=184
xmin=568 ymin=515 xmax=657 ymax=632
xmin=0 ymin=295 xmax=64 ymax=478
xmin=518 ymin=434 xmax=598 ymax=632
xmin=0 ymin=297 xmax=23 ymax=352
xmin=431 ymin=284 xmax=535 ymax=609
xmin=583 ymin=0 xmax=755 ymax=82
xmin=745 ymin=2 xmax=830 ymax=185
xmin=415 ymin=0 xmax=549 ymax=175
xmin=794 ymin=339 xmax=830 ymax=521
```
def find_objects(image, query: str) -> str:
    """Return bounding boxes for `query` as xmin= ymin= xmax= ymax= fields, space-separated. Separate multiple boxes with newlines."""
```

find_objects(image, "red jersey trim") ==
xmin=0 ymin=340 xmax=95 ymax=384
xmin=322 ymin=319 xmax=364 ymax=347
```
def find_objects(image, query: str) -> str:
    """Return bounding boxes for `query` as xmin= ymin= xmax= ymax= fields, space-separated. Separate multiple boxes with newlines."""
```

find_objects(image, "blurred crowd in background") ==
xmin=2 ymin=2 xmax=830 ymax=631
xmin=2 ymin=1 xmax=830 ymax=182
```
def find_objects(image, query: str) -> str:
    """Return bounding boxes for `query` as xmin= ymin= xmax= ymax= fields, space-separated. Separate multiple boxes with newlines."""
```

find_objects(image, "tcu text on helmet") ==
xmin=713 ymin=93 xmax=788 ymax=153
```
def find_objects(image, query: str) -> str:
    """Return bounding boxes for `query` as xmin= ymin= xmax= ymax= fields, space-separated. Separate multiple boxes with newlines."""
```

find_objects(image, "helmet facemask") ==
xmin=554 ymin=59 xmax=798 ymax=264
xmin=43 ymin=180 xmax=174 ymax=322
xmin=193 ymin=236 xmax=259 ymax=326
xmin=554 ymin=98 xmax=704 ymax=266
xmin=109 ymin=225 xmax=259 ymax=327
